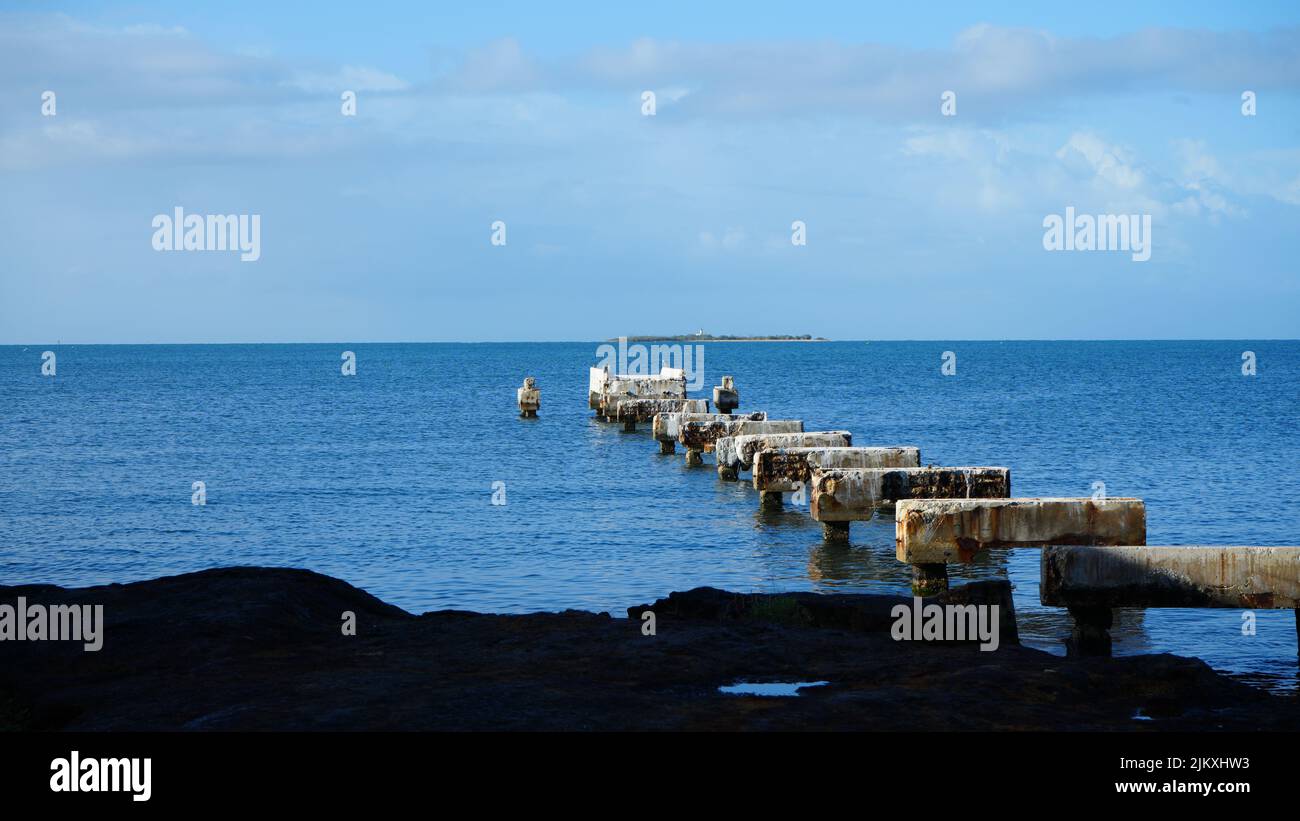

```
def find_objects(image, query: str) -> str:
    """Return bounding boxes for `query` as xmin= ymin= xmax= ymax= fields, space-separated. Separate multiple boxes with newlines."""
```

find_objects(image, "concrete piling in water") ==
xmin=808 ymin=466 xmax=1011 ymax=537
xmin=579 ymin=357 xmax=1299 ymax=674
xmin=517 ymin=377 xmax=540 ymax=417
xmin=895 ymin=497 xmax=1146 ymax=596
xmin=652 ymin=411 xmax=767 ymax=456
xmin=712 ymin=376 xmax=739 ymax=414
xmin=822 ymin=521 xmax=850 ymax=540
xmin=911 ymin=563 xmax=949 ymax=597
xmin=589 ymin=366 xmax=687 ymax=417
xmin=679 ymin=419 xmax=803 ymax=468
xmin=610 ymin=398 xmax=708 ymax=433
xmin=752 ymin=446 xmax=921 ymax=495
xmin=714 ymin=431 xmax=852 ymax=482
xmin=1041 ymin=545 xmax=1300 ymax=656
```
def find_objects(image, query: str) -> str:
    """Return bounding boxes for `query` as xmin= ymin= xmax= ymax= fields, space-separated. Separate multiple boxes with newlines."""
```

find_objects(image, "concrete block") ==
xmin=811 ymin=467 xmax=1010 ymax=522
xmin=896 ymin=497 xmax=1146 ymax=565
xmin=589 ymin=366 xmax=686 ymax=411
xmin=715 ymin=431 xmax=852 ymax=475
xmin=652 ymin=411 xmax=766 ymax=445
xmin=752 ymin=446 xmax=920 ymax=494
xmin=1041 ymin=546 xmax=1300 ymax=609
xmin=712 ymin=376 xmax=739 ymax=414
xmin=611 ymin=398 xmax=709 ymax=425
xmin=679 ymin=419 xmax=803 ymax=452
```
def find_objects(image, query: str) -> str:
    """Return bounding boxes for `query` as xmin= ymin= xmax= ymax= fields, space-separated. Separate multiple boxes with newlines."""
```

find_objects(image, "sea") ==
xmin=2 ymin=340 xmax=1297 ymax=691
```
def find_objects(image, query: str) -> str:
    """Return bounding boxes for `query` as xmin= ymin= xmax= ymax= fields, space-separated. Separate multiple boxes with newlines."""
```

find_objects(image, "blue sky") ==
xmin=2 ymin=1 xmax=1298 ymax=342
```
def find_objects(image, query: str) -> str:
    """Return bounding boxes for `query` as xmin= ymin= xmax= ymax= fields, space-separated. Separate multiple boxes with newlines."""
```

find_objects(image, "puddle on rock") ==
xmin=718 ymin=681 xmax=829 ymax=697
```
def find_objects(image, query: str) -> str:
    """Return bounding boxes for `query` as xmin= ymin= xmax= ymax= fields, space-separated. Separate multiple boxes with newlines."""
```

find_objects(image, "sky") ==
xmin=1 ymin=1 xmax=1298 ymax=342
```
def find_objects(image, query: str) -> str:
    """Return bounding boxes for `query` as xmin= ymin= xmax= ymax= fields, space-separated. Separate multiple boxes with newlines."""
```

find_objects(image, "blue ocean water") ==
xmin=2 ymin=341 xmax=1298 ymax=691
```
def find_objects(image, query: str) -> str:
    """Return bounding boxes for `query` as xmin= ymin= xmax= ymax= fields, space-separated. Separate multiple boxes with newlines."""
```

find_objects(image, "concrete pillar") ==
xmin=1066 ymin=606 xmax=1113 ymax=657
xmin=760 ymin=491 xmax=783 ymax=507
xmin=717 ymin=464 xmax=738 ymax=481
xmin=658 ymin=440 xmax=675 ymax=455
xmin=622 ymin=419 xmax=636 ymax=432
xmin=822 ymin=521 xmax=850 ymax=541
xmin=713 ymin=376 xmax=739 ymax=414
xmin=517 ymin=377 xmax=540 ymax=417
xmin=685 ymin=448 xmax=703 ymax=467
xmin=911 ymin=563 xmax=949 ymax=597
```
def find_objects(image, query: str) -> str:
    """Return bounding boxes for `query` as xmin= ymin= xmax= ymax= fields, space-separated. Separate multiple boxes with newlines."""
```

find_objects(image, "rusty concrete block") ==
xmin=715 ymin=431 xmax=852 ymax=474
xmin=896 ymin=498 xmax=1146 ymax=565
xmin=810 ymin=466 xmax=1010 ymax=522
xmin=610 ymin=398 xmax=708 ymax=424
xmin=1041 ymin=545 xmax=1300 ymax=609
xmin=652 ymin=411 xmax=766 ymax=444
xmin=752 ymin=446 xmax=921 ymax=494
xmin=588 ymin=366 xmax=686 ymax=410
xmin=679 ymin=419 xmax=803 ymax=452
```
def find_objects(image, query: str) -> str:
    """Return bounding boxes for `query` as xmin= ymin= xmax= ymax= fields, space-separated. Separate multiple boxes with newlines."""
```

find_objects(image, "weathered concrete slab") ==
xmin=589 ymin=366 xmax=686 ymax=410
xmin=679 ymin=419 xmax=803 ymax=452
xmin=611 ymin=398 xmax=708 ymax=425
xmin=896 ymin=498 xmax=1146 ymax=565
xmin=652 ymin=411 xmax=767 ymax=444
xmin=1042 ymin=546 xmax=1300 ymax=609
xmin=810 ymin=467 xmax=1010 ymax=522
xmin=752 ymin=446 xmax=921 ymax=493
xmin=715 ymin=431 xmax=852 ymax=474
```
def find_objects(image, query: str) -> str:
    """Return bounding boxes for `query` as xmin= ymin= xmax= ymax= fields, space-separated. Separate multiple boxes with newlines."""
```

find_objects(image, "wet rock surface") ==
xmin=1 ymin=567 xmax=1296 ymax=731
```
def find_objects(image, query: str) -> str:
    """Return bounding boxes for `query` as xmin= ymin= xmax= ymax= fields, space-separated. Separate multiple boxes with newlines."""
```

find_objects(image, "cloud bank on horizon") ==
xmin=1 ymin=3 xmax=1298 ymax=342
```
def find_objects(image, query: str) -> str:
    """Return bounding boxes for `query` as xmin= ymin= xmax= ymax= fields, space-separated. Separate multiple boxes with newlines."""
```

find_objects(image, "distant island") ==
xmin=611 ymin=333 xmax=828 ymax=342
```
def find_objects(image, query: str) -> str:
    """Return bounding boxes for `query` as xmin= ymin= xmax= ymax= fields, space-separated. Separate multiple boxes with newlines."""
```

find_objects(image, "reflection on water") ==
xmin=720 ymin=681 xmax=829 ymax=697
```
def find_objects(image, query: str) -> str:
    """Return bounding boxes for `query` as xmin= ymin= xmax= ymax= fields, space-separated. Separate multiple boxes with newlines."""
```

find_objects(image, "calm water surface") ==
xmin=2 ymin=341 xmax=1298 ymax=691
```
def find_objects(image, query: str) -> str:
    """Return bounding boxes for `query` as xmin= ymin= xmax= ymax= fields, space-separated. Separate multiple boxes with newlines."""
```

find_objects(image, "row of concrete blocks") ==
xmin=587 ymin=378 xmax=1300 ymax=657
xmin=671 ymin=425 xmax=1300 ymax=656
xmin=588 ymin=367 xmax=738 ymax=418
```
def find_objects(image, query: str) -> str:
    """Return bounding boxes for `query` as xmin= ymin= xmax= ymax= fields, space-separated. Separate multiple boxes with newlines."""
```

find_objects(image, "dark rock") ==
xmin=0 ymin=567 xmax=1295 ymax=731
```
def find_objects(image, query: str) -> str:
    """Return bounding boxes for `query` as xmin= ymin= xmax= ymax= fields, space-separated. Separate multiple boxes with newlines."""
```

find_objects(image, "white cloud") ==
xmin=286 ymin=65 xmax=410 ymax=93
xmin=1056 ymin=133 xmax=1146 ymax=190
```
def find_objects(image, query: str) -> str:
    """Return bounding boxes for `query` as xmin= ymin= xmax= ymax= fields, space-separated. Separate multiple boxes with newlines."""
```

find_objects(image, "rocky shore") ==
xmin=1 ymin=567 xmax=1296 ymax=731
